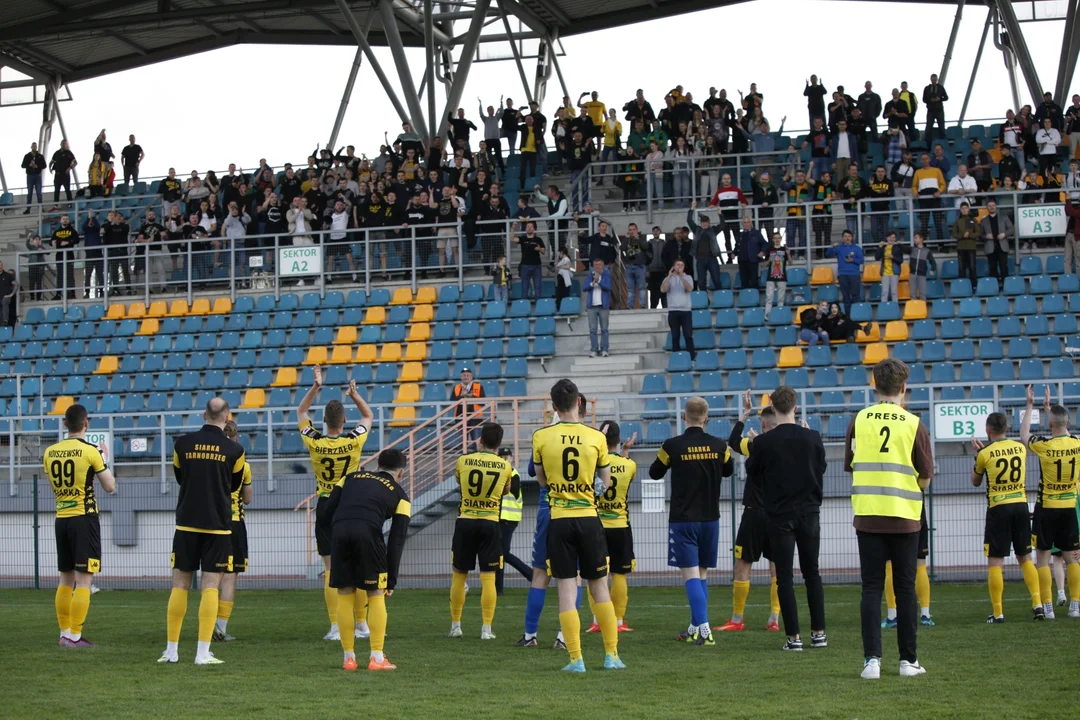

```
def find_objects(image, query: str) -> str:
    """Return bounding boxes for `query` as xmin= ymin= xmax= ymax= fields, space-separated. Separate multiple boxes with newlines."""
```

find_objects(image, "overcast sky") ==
xmin=2 ymin=0 xmax=1076 ymax=188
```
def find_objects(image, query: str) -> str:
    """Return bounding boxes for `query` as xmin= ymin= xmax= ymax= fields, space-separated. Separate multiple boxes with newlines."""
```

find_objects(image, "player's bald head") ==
xmin=205 ymin=397 xmax=230 ymax=425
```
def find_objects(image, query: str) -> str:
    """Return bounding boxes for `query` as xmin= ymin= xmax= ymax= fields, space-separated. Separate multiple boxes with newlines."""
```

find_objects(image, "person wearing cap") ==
xmin=452 ymin=367 xmax=486 ymax=445
xmin=495 ymin=447 xmax=531 ymax=595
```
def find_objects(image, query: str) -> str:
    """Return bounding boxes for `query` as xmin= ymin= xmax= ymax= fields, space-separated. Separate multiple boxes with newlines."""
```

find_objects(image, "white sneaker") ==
xmin=297 ymin=279 xmax=306 ymax=287
xmin=1045 ymin=602 xmax=1057 ymax=620
xmin=351 ymin=273 xmax=358 ymax=282
xmin=601 ymin=351 xmax=609 ymax=357
xmin=448 ymin=626 xmax=463 ymax=638
xmin=589 ymin=351 xmax=597 ymax=358
xmin=313 ymin=277 xmax=322 ymax=287
xmin=899 ymin=660 xmax=927 ymax=677
xmin=323 ymin=627 xmax=341 ymax=641
xmin=1069 ymin=601 xmax=1080 ymax=618
xmin=480 ymin=630 xmax=497 ymax=640
xmin=194 ymin=652 xmax=224 ymax=666
xmin=90 ymin=585 xmax=100 ymax=595
xmin=355 ymin=622 xmax=370 ymax=639
xmin=861 ymin=657 xmax=881 ymax=680
xmin=157 ymin=651 xmax=179 ymax=664
xmin=464 ymin=583 xmax=470 ymax=595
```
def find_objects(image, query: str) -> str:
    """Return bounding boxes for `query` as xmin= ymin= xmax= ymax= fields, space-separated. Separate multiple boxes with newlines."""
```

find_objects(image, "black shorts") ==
xmin=734 ymin=506 xmax=771 ymax=564
xmin=604 ymin=526 xmax=635 ymax=574
xmin=315 ymin=496 xmax=333 ymax=557
xmin=329 ymin=521 xmax=387 ymax=590
xmin=918 ymin=509 xmax=929 ymax=560
xmin=229 ymin=520 xmax=249 ymax=573
xmin=984 ymin=503 xmax=1031 ymax=558
xmin=547 ymin=516 xmax=609 ymax=581
xmin=172 ymin=529 xmax=233 ymax=573
xmin=451 ymin=519 xmax=503 ymax=573
xmin=1033 ymin=506 xmax=1080 ymax=552
xmin=55 ymin=514 xmax=101 ymax=574
xmin=326 ymin=240 xmax=351 ymax=257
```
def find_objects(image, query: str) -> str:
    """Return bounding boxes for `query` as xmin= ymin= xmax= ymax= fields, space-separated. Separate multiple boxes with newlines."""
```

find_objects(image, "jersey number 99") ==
xmin=50 ymin=459 xmax=76 ymax=488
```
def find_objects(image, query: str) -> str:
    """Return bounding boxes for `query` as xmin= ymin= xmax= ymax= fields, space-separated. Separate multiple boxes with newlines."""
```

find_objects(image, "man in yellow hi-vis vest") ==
xmin=844 ymin=359 xmax=934 ymax=680
xmin=495 ymin=447 xmax=533 ymax=595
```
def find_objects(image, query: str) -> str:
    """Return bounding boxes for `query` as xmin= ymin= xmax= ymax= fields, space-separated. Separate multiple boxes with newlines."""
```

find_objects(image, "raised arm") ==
xmin=348 ymin=378 xmax=374 ymax=431
xmin=297 ymin=365 xmax=323 ymax=426
xmin=1020 ymin=384 xmax=1035 ymax=445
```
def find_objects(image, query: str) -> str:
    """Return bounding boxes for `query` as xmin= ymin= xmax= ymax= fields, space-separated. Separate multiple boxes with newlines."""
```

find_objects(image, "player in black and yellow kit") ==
xmin=325 ymin=449 xmax=411 ymax=672
xmin=1021 ymin=385 xmax=1080 ymax=618
xmin=214 ymin=420 xmax=253 ymax=642
xmin=533 ymin=379 xmax=624 ymax=672
xmin=160 ymin=397 xmax=246 ymax=665
xmin=45 ymin=403 xmax=116 ymax=648
xmin=297 ymin=367 xmax=374 ymax=641
xmin=971 ymin=411 xmax=1044 ymax=622
xmin=449 ymin=422 xmax=513 ymax=640
xmin=587 ymin=421 xmax=637 ymax=633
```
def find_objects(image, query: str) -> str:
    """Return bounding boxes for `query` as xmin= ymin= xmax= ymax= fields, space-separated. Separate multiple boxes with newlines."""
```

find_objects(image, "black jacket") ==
xmin=173 ymin=424 xmax=246 ymax=533
xmin=744 ymin=424 xmax=826 ymax=519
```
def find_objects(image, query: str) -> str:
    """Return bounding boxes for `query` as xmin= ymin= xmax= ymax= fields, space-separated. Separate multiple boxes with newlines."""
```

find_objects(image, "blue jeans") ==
xmin=493 ymin=285 xmax=508 ymax=304
xmin=26 ymin=174 xmax=43 ymax=204
xmin=588 ymin=306 xmax=609 ymax=352
xmin=800 ymin=328 xmax=829 ymax=346
xmin=626 ymin=265 xmax=647 ymax=308
xmin=673 ymin=171 xmax=691 ymax=208
xmin=696 ymin=257 xmax=721 ymax=292
xmin=838 ymin=274 xmax=861 ymax=315
xmin=786 ymin=218 xmax=807 ymax=249
xmin=812 ymin=156 xmax=829 ymax=177
xmin=520 ymin=264 xmax=542 ymax=300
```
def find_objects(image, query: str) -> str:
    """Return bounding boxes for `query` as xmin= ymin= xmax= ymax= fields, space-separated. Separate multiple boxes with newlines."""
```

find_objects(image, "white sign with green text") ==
xmin=934 ymin=402 xmax=994 ymax=441
xmin=278 ymin=245 xmax=323 ymax=276
xmin=1017 ymin=205 xmax=1066 ymax=239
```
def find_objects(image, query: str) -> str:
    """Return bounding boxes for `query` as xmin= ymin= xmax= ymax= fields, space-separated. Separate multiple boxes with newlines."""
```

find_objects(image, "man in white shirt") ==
xmin=326 ymin=200 xmax=356 ymax=283
xmin=1035 ymin=118 xmax=1062 ymax=176
xmin=947 ymin=164 xmax=979 ymax=208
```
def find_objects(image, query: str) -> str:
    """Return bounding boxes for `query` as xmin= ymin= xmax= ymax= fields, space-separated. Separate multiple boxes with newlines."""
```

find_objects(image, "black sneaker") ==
xmin=782 ymin=638 xmax=804 ymax=651
xmin=810 ymin=632 xmax=827 ymax=648
xmin=552 ymin=638 xmax=566 ymax=650
xmin=691 ymin=631 xmax=715 ymax=646
xmin=514 ymin=634 xmax=538 ymax=647
xmin=1032 ymin=606 xmax=1045 ymax=621
xmin=987 ymin=614 xmax=1005 ymax=624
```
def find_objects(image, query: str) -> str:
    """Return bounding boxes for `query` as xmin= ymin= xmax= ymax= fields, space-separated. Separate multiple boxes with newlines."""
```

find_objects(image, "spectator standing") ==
xmin=804 ymin=118 xmax=831 ymax=178
xmin=554 ymin=247 xmax=573 ymax=306
xmin=734 ymin=216 xmax=765 ymax=290
xmin=24 ymin=233 xmax=46 ymax=301
xmin=621 ymin=223 xmax=649 ymax=309
xmin=999 ymin=110 xmax=1027 ymax=170
xmin=687 ymin=203 xmax=722 ymax=292
xmin=222 ymin=203 xmax=251 ymax=283
xmin=782 ymin=168 xmax=812 ymax=256
xmin=121 ymin=135 xmax=144 ymax=187
xmin=500 ymin=99 xmax=520 ymax=155
xmin=897 ymin=82 xmax=918 ymax=137
xmin=830 ymin=120 xmax=859 ymax=180
xmin=826 ymin=230 xmax=864 ymax=314
xmin=799 ymin=302 xmax=829 ymax=346
xmin=997 ymin=145 xmax=1022 ymax=186
xmin=838 ymin=164 xmax=864 ymax=237
xmin=667 ymin=136 xmax=697 ymax=209
xmin=585 ymin=220 xmax=618 ymax=267
xmin=1035 ymin=118 xmax=1062 ymax=177
xmin=645 ymin=141 xmax=666 ymax=209
xmin=661 ymin=259 xmax=695 ymax=361
xmin=751 ymin=170 xmax=780 ymax=239
xmin=0 ymin=263 xmax=15 ymax=327
xmin=50 ymin=215 xmax=79 ymax=301
xmin=479 ymin=99 xmax=504 ymax=174
xmin=102 ymin=211 xmax=131 ymax=296
xmin=82 ymin=213 xmax=104 ymax=298
xmin=951 ymin=201 xmax=979 ymax=285
xmin=809 ymin=171 xmax=835 ymax=254
xmin=981 ymin=200 xmax=1014 ymax=291
xmin=491 ymin=254 xmax=511 ymax=304
xmin=583 ymin=259 xmax=612 ymax=358
xmin=890 ymin=149 xmax=916 ymax=213
xmin=947 ymin=165 xmax=978 ymax=207
xmin=804 ymin=75 xmax=827 ymax=126
xmin=912 ymin=153 xmax=946 ymax=241
xmin=566 ymin=131 xmax=595 ymax=211
xmin=907 ymin=232 xmax=936 ymax=300
xmin=161 ymin=169 xmax=183 ymax=218
xmin=857 ymin=82 xmax=882 ymax=137
xmin=646 ymin=225 xmax=668 ymax=309
xmin=763 ymin=232 xmax=790 ymax=319
xmin=921 ymin=75 xmax=948 ymax=144
xmin=1034 ymin=91 xmax=1064 ymax=130
xmin=135 ymin=210 xmax=167 ymax=293
xmin=709 ymin=174 xmax=748 ymax=263
xmin=966 ymin=139 xmax=993 ymax=194
xmin=929 ymin=144 xmax=951 ymax=177
xmin=883 ymin=89 xmax=911 ymax=140
xmin=49 ymin=139 xmax=76 ymax=202
xmin=875 ymin=231 xmax=904 ymax=303
xmin=21 ymin=142 xmax=46 ymax=214
xmin=514 ymin=221 xmax=545 ymax=301
xmin=865 ymin=165 xmax=894 ymax=243
xmin=93 ymin=129 xmax=113 ymax=164
xmin=1066 ymin=94 xmax=1080 ymax=161
xmin=517 ymin=116 xmax=539 ymax=185
xmin=1065 ymin=199 xmax=1080 ymax=274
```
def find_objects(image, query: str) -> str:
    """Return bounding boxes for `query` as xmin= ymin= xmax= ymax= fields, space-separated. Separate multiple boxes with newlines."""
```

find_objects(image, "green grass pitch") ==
xmin=4 ymin=585 xmax=1079 ymax=719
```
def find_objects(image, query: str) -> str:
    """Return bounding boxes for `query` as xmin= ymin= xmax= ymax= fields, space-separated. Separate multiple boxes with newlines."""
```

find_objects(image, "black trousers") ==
xmin=518 ymin=151 xmax=537 ymax=184
xmin=495 ymin=520 xmax=532 ymax=593
xmin=84 ymin=249 xmax=104 ymax=296
xmin=123 ymin=165 xmax=139 ymax=185
xmin=957 ymin=249 xmax=977 ymax=285
xmin=668 ymin=310 xmax=694 ymax=359
xmin=648 ymin=270 xmax=667 ymax=309
xmin=857 ymin=530 xmax=919 ymax=663
xmin=486 ymin=139 xmax=505 ymax=170
xmin=55 ymin=252 xmax=74 ymax=297
xmin=988 ymin=249 xmax=1009 ymax=288
xmin=54 ymin=175 xmax=72 ymax=202
xmin=739 ymin=261 xmax=759 ymax=290
xmin=768 ymin=511 xmax=825 ymax=638
xmin=29 ymin=264 xmax=45 ymax=300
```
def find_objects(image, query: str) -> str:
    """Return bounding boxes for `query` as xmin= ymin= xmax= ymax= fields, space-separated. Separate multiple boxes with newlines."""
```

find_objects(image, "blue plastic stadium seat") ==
xmin=835 ymin=345 xmax=861 ymax=366
xmin=744 ymin=327 xmax=769 ymax=348
xmin=1059 ymin=274 xmax=1080 ymax=293
xmin=741 ymin=308 xmax=765 ymax=327
xmin=698 ymin=372 xmax=724 ymax=393
xmin=921 ymin=341 xmax=946 ymax=363
xmin=645 ymin=420 xmax=672 ymax=444
xmin=737 ymin=289 xmax=760 ymax=308
xmin=1002 ymin=276 xmax=1026 ymax=296
xmin=930 ymin=363 xmax=956 ymax=384
xmin=668 ymin=351 xmax=693 ymax=372
xmin=997 ymin=317 xmax=1021 ymax=337
xmin=1019 ymin=257 xmax=1042 ymax=276
xmin=751 ymin=348 xmax=776 ymax=369
xmin=692 ymin=309 xmax=711 ymax=329
xmin=723 ymin=349 xmax=747 ymax=371
xmin=727 ymin=371 xmax=752 ymax=391
xmin=1043 ymin=294 xmax=1066 ymax=315
xmin=1013 ymin=295 xmax=1037 ymax=316
xmin=640 ymin=374 xmax=667 ymax=395
xmin=558 ymin=297 xmax=581 ymax=315
xmin=643 ymin=398 xmax=672 ymax=420
xmin=805 ymin=345 xmax=831 ymax=366
xmin=691 ymin=291 xmax=709 ymax=310
xmin=849 ymin=303 xmax=873 ymax=322
xmin=1053 ymin=314 xmax=1078 ymax=335
xmin=1049 ymin=358 xmax=1074 ymax=379
xmin=1018 ymin=359 xmax=1044 ymax=380
xmin=784 ymin=368 xmax=810 ymax=388
xmin=670 ymin=373 xmax=695 ymax=395
xmin=876 ymin=302 xmax=900 ymax=322
xmin=1036 ymin=336 xmax=1062 ymax=358
xmin=715 ymin=309 xmax=738 ymax=328
xmin=767 ymin=306 xmax=793 ymax=326
xmin=711 ymin=290 xmax=734 ymax=308
xmin=1008 ymin=337 xmax=1033 ymax=359
xmin=979 ymin=338 xmax=1004 ymax=360
xmin=893 ymin=342 xmax=918 ymax=363
xmin=1025 ymin=315 xmax=1049 ymax=336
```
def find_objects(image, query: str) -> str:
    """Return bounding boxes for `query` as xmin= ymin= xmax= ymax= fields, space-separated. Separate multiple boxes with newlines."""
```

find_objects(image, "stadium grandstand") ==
xmin=0 ymin=0 xmax=1078 ymax=600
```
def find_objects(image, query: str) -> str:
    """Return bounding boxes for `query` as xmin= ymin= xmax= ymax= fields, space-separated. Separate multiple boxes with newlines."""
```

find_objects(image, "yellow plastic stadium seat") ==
xmin=147 ymin=300 xmax=168 ymax=318
xmin=411 ymin=304 xmax=433 ymax=323
xmin=396 ymin=383 xmax=420 ymax=403
xmin=810 ymin=266 xmax=834 ymax=285
xmin=379 ymin=343 xmax=402 ymax=363
xmin=856 ymin=323 xmax=881 ymax=343
xmin=135 ymin=318 xmax=160 ymax=336
xmin=399 ymin=362 xmax=424 ymax=382
xmin=903 ymin=299 xmax=927 ymax=320
xmin=415 ymin=286 xmax=437 ymax=305
xmin=899 ymin=264 xmax=910 ymax=281
xmin=93 ymin=356 xmax=118 ymax=374
xmin=363 ymin=306 xmax=386 ymax=325
xmin=884 ymin=321 xmax=909 ymax=342
xmin=408 ymin=323 xmax=430 ymax=342
xmin=862 ymin=264 xmax=881 ymax=284
xmin=777 ymin=346 xmax=803 ymax=368
xmin=126 ymin=302 xmax=146 ymax=319
xmin=106 ymin=303 xmax=126 ymax=319
xmin=355 ymin=345 xmax=378 ymax=363
xmin=863 ymin=342 xmax=890 ymax=365
xmin=388 ymin=406 xmax=416 ymax=428
xmin=404 ymin=342 xmax=427 ymax=362
xmin=211 ymin=297 xmax=232 ymax=314
xmin=271 ymin=367 xmax=297 ymax=387
xmin=333 ymin=326 xmax=358 ymax=345
xmin=167 ymin=299 xmax=190 ymax=317
xmin=898 ymin=280 xmax=911 ymax=301
xmin=239 ymin=388 xmax=266 ymax=409
xmin=390 ymin=287 xmax=413 ymax=306
xmin=190 ymin=298 xmax=211 ymax=315
xmin=303 ymin=347 xmax=328 ymax=365
xmin=329 ymin=346 xmax=353 ymax=364
xmin=50 ymin=396 xmax=74 ymax=416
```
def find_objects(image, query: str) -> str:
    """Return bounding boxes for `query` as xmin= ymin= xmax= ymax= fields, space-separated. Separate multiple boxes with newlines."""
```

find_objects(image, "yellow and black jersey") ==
xmin=974 ymin=439 xmax=1028 ymax=508
xmin=455 ymin=451 xmax=513 ymax=521
xmin=532 ymin=422 xmax=610 ymax=520
xmin=299 ymin=418 xmax=369 ymax=498
xmin=231 ymin=461 xmax=253 ymax=521
xmin=44 ymin=438 xmax=108 ymax=518
xmin=1028 ymin=434 xmax=1080 ymax=508
xmin=597 ymin=455 xmax=636 ymax=529
xmin=173 ymin=424 xmax=246 ymax=534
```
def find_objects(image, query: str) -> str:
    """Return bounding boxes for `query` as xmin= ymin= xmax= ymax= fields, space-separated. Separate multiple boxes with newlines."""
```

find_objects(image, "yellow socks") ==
xmin=449 ymin=571 xmax=467 ymax=623
xmin=732 ymin=580 xmax=750 ymax=619
xmin=323 ymin=571 xmax=338 ymax=626
xmin=1021 ymin=560 xmax=1042 ymax=608
xmin=1038 ymin=565 xmax=1053 ymax=609
xmin=770 ymin=577 xmax=780 ymax=616
xmin=167 ymin=588 xmax=188 ymax=643
xmin=198 ymin=588 xmax=219 ymax=643
xmin=594 ymin=600 xmax=619 ymax=655
xmin=559 ymin=610 xmax=582 ymax=661
xmin=368 ymin=594 xmax=387 ymax=653
xmin=55 ymin=584 xmax=72 ymax=634
xmin=480 ymin=573 xmax=497 ymax=626
xmin=69 ymin=587 xmax=91 ymax=637
xmin=988 ymin=566 xmax=1004 ymax=617
xmin=336 ymin=592 xmax=356 ymax=653
xmin=1067 ymin=562 xmax=1080 ymax=602
xmin=884 ymin=561 xmax=896 ymax=610
xmin=354 ymin=591 xmax=368 ymax=624
xmin=611 ymin=573 xmax=629 ymax=622
xmin=916 ymin=564 xmax=930 ymax=614
xmin=217 ymin=600 xmax=234 ymax=623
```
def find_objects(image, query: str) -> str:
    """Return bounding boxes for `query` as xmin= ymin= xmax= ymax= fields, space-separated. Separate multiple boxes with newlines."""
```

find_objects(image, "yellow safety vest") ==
xmin=851 ymin=403 xmax=923 ymax=521
xmin=500 ymin=471 xmax=523 ymax=521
